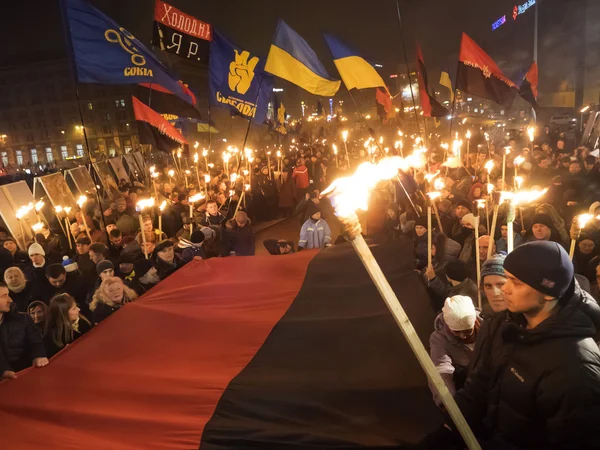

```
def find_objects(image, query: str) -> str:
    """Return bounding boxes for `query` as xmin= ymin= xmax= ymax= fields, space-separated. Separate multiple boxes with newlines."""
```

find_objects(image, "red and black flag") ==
xmin=0 ymin=241 xmax=442 ymax=448
xmin=132 ymin=95 xmax=188 ymax=152
xmin=136 ymin=82 xmax=202 ymax=120
xmin=518 ymin=61 xmax=539 ymax=110
xmin=153 ymin=0 xmax=211 ymax=64
xmin=415 ymin=43 xmax=449 ymax=118
xmin=456 ymin=32 xmax=518 ymax=106
xmin=376 ymin=87 xmax=392 ymax=123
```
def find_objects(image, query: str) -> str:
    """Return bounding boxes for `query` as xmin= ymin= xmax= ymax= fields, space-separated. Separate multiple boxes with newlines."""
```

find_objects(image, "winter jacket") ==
xmin=292 ymin=165 xmax=310 ymax=189
xmin=429 ymin=312 xmax=481 ymax=407
xmin=179 ymin=239 xmax=207 ymax=263
xmin=199 ymin=212 xmax=226 ymax=228
xmin=454 ymin=281 xmax=600 ymax=449
xmin=496 ymin=233 xmax=524 ymax=254
xmin=44 ymin=317 xmax=93 ymax=358
xmin=0 ymin=310 xmax=46 ymax=374
xmin=298 ymin=218 xmax=332 ymax=250
xmin=154 ymin=254 xmax=187 ymax=280
xmin=223 ymin=219 xmax=255 ymax=256
xmin=427 ymin=277 xmax=479 ymax=312
xmin=129 ymin=278 xmax=157 ymax=296
xmin=91 ymin=302 xmax=122 ymax=325
xmin=8 ymin=282 xmax=34 ymax=313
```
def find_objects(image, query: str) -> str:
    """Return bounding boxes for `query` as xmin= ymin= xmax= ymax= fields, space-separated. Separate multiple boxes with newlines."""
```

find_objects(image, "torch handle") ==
xmin=569 ymin=239 xmax=577 ymax=260
xmin=139 ymin=215 xmax=148 ymax=260
xmin=488 ymin=205 xmax=500 ymax=260
xmin=351 ymin=234 xmax=481 ymax=450
xmin=427 ymin=206 xmax=432 ymax=268
xmin=474 ymin=216 xmax=482 ymax=310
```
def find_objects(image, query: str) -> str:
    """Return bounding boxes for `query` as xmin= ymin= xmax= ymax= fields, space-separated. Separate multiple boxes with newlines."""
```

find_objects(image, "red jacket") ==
xmin=292 ymin=165 xmax=310 ymax=189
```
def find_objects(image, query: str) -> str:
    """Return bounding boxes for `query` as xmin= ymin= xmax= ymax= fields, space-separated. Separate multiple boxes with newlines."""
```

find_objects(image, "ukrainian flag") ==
xmin=324 ymin=34 xmax=386 ymax=91
xmin=265 ymin=20 xmax=340 ymax=97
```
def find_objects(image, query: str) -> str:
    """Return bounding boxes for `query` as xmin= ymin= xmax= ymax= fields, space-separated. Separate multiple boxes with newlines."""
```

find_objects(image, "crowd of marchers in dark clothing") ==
xmin=2 ymin=126 xmax=600 ymax=449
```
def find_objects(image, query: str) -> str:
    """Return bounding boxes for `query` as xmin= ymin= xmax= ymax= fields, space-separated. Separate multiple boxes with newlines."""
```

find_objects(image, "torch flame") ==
xmin=55 ymin=206 xmax=63 ymax=214
xmin=77 ymin=195 xmax=87 ymax=209
xmin=230 ymin=173 xmax=238 ymax=183
xmin=202 ymin=149 xmax=208 ymax=157
xmin=527 ymin=126 xmax=535 ymax=143
xmin=189 ymin=193 xmax=205 ymax=203
xmin=333 ymin=144 xmax=338 ymax=155
xmin=149 ymin=165 xmax=156 ymax=173
xmin=484 ymin=160 xmax=494 ymax=174
xmin=426 ymin=192 xmax=442 ymax=200
xmin=514 ymin=155 xmax=525 ymax=166
xmin=35 ymin=200 xmax=44 ymax=212
xmin=32 ymin=222 xmax=44 ymax=232
xmin=167 ymin=169 xmax=175 ymax=177
xmin=64 ymin=207 xmax=72 ymax=214
xmin=514 ymin=176 xmax=524 ymax=189
xmin=193 ymin=153 xmax=199 ymax=163
xmin=487 ymin=183 xmax=495 ymax=193
xmin=500 ymin=188 xmax=548 ymax=206
xmin=475 ymin=199 xmax=486 ymax=209
xmin=577 ymin=213 xmax=593 ymax=229
xmin=194 ymin=142 xmax=199 ymax=149
xmin=434 ymin=178 xmax=445 ymax=191
xmin=137 ymin=198 xmax=155 ymax=210
xmin=424 ymin=171 xmax=440 ymax=182
xmin=159 ymin=201 xmax=167 ymax=212
xmin=341 ymin=130 xmax=348 ymax=142
xmin=204 ymin=174 xmax=211 ymax=183
xmin=466 ymin=130 xmax=471 ymax=139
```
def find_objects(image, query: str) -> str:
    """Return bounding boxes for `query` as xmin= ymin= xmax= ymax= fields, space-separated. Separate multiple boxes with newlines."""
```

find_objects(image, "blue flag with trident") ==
xmin=61 ymin=0 xmax=195 ymax=106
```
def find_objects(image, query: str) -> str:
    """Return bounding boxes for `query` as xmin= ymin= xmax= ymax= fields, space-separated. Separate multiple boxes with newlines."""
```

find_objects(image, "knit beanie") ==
xmin=190 ymin=229 xmax=205 ymax=244
xmin=531 ymin=213 xmax=554 ymax=229
xmin=445 ymin=259 xmax=468 ymax=282
xmin=444 ymin=238 xmax=462 ymax=260
xmin=200 ymin=226 xmax=216 ymax=241
xmin=415 ymin=216 xmax=428 ymax=228
xmin=461 ymin=213 xmax=478 ymax=230
xmin=481 ymin=253 xmax=506 ymax=281
xmin=61 ymin=255 xmax=79 ymax=273
xmin=443 ymin=295 xmax=477 ymax=331
xmin=504 ymin=241 xmax=573 ymax=299
xmin=96 ymin=260 xmax=114 ymax=275
xmin=134 ymin=259 xmax=153 ymax=279
xmin=454 ymin=199 xmax=472 ymax=212
xmin=28 ymin=242 xmax=45 ymax=257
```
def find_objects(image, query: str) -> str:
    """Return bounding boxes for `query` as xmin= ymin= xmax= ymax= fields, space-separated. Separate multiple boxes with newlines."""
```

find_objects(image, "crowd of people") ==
xmin=1 ymin=123 xmax=600 ymax=448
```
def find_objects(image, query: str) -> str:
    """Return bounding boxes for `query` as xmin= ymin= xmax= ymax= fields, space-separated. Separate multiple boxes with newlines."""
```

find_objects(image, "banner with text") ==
xmin=153 ymin=0 xmax=211 ymax=64
xmin=209 ymin=30 xmax=272 ymax=123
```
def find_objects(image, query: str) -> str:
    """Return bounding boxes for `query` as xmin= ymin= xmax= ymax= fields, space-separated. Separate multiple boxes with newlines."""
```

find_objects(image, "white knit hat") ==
xmin=461 ymin=213 xmax=478 ymax=230
xmin=28 ymin=242 xmax=45 ymax=257
xmin=442 ymin=295 xmax=476 ymax=331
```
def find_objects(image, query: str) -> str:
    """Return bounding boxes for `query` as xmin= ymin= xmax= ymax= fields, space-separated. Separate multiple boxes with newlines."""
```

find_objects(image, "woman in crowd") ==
xmin=3 ymin=266 xmax=33 ymax=312
xmin=43 ymin=293 xmax=93 ymax=358
xmin=28 ymin=300 xmax=48 ymax=334
xmin=89 ymin=276 xmax=138 ymax=324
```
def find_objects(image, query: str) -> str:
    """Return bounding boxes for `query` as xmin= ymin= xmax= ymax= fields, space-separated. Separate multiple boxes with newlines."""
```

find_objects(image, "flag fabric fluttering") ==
xmin=439 ymin=67 xmax=454 ymax=103
xmin=209 ymin=30 xmax=273 ymax=123
xmin=518 ymin=61 xmax=539 ymax=110
xmin=376 ymin=87 xmax=392 ymax=123
xmin=323 ymin=34 xmax=386 ymax=91
xmin=274 ymin=96 xmax=287 ymax=135
xmin=456 ymin=33 xmax=517 ymax=106
xmin=132 ymin=96 xmax=187 ymax=152
xmin=416 ymin=43 xmax=449 ymax=118
xmin=265 ymin=20 xmax=341 ymax=97
xmin=153 ymin=0 xmax=211 ymax=64
xmin=61 ymin=0 xmax=195 ymax=107
xmin=136 ymin=82 xmax=202 ymax=119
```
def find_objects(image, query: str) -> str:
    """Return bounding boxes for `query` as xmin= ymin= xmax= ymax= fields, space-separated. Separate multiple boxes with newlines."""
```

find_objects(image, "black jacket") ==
xmin=8 ymin=282 xmax=34 ymax=313
xmin=0 ymin=310 xmax=46 ymax=373
xmin=454 ymin=281 xmax=600 ymax=449
xmin=154 ymin=254 xmax=186 ymax=281
xmin=91 ymin=302 xmax=122 ymax=325
xmin=129 ymin=278 xmax=157 ymax=296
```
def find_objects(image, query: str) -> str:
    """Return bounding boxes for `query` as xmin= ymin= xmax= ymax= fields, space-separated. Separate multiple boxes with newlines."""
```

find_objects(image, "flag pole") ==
xmin=396 ymin=0 xmax=424 ymax=143
xmin=59 ymin=0 xmax=106 ymax=234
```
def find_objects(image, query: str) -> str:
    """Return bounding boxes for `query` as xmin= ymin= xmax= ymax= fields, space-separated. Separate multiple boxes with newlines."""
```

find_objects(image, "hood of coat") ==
xmin=433 ymin=312 xmax=482 ymax=347
xmin=503 ymin=280 xmax=600 ymax=344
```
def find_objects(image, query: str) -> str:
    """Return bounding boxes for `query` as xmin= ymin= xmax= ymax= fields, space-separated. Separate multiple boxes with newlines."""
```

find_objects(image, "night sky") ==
xmin=1 ymin=0 xmax=588 ymax=112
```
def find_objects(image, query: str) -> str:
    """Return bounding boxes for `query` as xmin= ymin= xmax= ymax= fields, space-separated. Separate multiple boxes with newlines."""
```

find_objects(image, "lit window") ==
xmin=46 ymin=147 xmax=53 ymax=162
xmin=31 ymin=149 xmax=38 ymax=163
xmin=1 ymin=152 xmax=7 ymax=166
xmin=87 ymin=102 xmax=93 ymax=110
xmin=16 ymin=150 xmax=23 ymax=165
xmin=76 ymin=144 xmax=84 ymax=157
xmin=61 ymin=145 xmax=68 ymax=159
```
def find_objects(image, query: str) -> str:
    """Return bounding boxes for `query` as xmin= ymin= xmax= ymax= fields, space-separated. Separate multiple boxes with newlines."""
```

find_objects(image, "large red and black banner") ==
xmin=0 ymin=241 xmax=441 ymax=448
xmin=415 ymin=43 xmax=449 ymax=118
xmin=153 ymin=0 xmax=211 ymax=64
xmin=456 ymin=33 xmax=517 ymax=106
xmin=136 ymin=82 xmax=202 ymax=120
xmin=132 ymin=95 xmax=188 ymax=153
xmin=518 ymin=61 xmax=539 ymax=110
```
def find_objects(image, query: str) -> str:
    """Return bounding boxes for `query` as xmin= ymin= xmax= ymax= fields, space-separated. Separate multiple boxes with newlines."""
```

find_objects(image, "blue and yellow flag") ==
xmin=265 ymin=20 xmax=340 ymax=97
xmin=439 ymin=67 xmax=454 ymax=103
xmin=61 ymin=0 xmax=195 ymax=106
xmin=323 ymin=34 xmax=386 ymax=91
xmin=209 ymin=30 xmax=273 ymax=123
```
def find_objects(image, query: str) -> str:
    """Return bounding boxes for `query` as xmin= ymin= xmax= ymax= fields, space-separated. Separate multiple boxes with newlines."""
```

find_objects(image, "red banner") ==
xmin=154 ymin=0 xmax=211 ymax=41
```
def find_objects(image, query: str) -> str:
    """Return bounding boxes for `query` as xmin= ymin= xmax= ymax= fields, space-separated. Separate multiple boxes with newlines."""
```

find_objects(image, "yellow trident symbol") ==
xmin=228 ymin=50 xmax=259 ymax=95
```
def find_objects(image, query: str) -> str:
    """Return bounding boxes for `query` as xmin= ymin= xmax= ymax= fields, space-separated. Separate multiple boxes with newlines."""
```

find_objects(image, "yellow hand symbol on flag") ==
xmin=228 ymin=50 xmax=259 ymax=95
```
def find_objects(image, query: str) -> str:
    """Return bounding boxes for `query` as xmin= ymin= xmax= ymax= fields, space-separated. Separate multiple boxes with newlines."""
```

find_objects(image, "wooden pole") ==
xmin=488 ymin=205 xmax=500 ymax=260
xmin=64 ymin=217 xmax=73 ymax=250
xmin=139 ymin=215 xmax=148 ymax=260
xmin=232 ymin=191 xmax=245 ymax=219
xmin=507 ymin=202 xmax=515 ymax=253
xmin=474 ymin=215 xmax=482 ymax=309
xmin=347 ymin=227 xmax=481 ymax=450
xmin=431 ymin=199 xmax=443 ymax=234
xmin=569 ymin=239 xmax=577 ymax=260
xmin=427 ymin=206 xmax=433 ymax=268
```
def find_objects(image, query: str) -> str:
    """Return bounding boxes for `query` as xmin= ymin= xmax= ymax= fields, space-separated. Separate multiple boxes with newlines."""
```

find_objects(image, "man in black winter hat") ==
xmin=426 ymin=241 xmax=600 ymax=449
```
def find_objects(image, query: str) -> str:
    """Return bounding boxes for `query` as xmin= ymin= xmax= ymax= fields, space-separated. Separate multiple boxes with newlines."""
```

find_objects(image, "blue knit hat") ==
xmin=481 ymin=253 xmax=506 ymax=282
xmin=504 ymin=241 xmax=573 ymax=299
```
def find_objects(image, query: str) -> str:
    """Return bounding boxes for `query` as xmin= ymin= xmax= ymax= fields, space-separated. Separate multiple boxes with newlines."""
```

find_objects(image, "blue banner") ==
xmin=62 ymin=0 xmax=195 ymax=106
xmin=209 ymin=30 xmax=272 ymax=123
